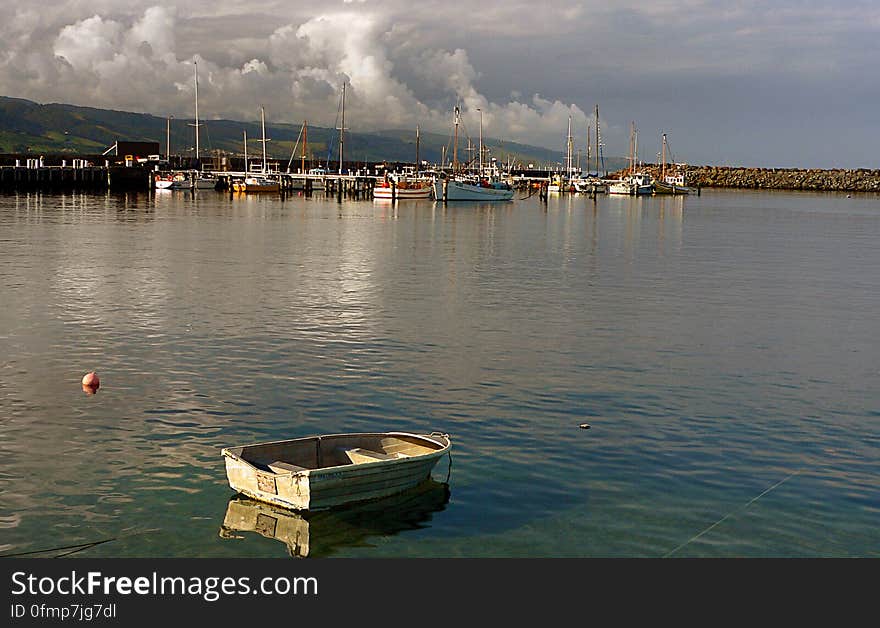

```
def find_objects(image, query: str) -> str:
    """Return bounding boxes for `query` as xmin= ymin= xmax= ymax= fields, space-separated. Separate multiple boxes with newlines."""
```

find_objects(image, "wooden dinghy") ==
xmin=221 ymin=431 xmax=451 ymax=511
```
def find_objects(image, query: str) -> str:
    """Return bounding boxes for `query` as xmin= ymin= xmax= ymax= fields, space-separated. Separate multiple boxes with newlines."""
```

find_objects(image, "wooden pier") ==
xmin=0 ymin=165 xmax=108 ymax=191
xmin=213 ymin=172 xmax=378 ymax=200
xmin=0 ymin=163 xmax=153 ymax=192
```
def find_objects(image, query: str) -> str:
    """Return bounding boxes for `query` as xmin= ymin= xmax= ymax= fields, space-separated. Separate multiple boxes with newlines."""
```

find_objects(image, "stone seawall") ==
xmin=634 ymin=165 xmax=880 ymax=192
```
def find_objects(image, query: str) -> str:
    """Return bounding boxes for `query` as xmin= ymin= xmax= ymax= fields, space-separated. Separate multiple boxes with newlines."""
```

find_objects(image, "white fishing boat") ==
xmin=608 ymin=122 xmax=654 ymax=195
xmin=153 ymin=170 xmax=191 ymax=190
xmin=608 ymin=172 xmax=654 ymax=195
xmin=655 ymin=172 xmax=695 ymax=195
xmin=154 ymin=173 xmax=177 ymax=189
xmin=652 ymin=134 xmax=694 ymax=195
xmin=154 ymin=169 xmax=217 ymax=190
xmin=221 ymin=431 xmax=452 ymax=511
xmin=607 ymin=178 xmax=633 ymax=195
xmin=573 ymin=177 xmax=607 ymax=194
xmin=435 ymin=105 xmax=514 ymax=202
xmin=434 ymin=175 xmax=514 ymax=201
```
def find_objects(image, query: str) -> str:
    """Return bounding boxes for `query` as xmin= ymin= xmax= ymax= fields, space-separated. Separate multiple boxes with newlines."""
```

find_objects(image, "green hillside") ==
xmin=0 ymin=95 xmax=626 ymax=171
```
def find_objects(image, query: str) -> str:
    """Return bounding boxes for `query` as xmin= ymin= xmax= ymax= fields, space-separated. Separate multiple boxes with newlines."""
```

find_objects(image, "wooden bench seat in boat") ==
xmin=267 ymin=461 xmax=309 ymax=474
xmin=344 ymin=448 xmax=407 ymax=464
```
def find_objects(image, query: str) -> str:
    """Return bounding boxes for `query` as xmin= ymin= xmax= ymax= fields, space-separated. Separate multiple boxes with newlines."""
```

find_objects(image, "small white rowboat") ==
xmin=221 ymin=431 xmax=451 ymax=511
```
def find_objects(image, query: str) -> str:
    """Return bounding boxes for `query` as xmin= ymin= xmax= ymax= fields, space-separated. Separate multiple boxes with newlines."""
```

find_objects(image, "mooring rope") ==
xmin=663 ymin=469 xmax=802 ymax=558
xmin=444 ymin=451 xmax=453 ymax=484
xmin=0 ymin=539 xmax=114 ymax=558
xmin=0 ymin=528 xmax=162 ymax=559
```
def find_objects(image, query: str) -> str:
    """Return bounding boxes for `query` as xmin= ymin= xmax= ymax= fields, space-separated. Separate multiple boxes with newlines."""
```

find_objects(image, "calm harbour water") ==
xmin=0 ymin=187 xmax=877 ymax=558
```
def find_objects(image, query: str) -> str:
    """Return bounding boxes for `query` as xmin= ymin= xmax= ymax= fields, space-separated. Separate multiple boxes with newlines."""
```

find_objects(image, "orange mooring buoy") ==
xmin=82 ymin=371 xmax=100 ymax=394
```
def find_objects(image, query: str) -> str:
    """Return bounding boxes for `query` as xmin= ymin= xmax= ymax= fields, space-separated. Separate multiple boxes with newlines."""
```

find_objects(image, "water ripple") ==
xmin=0 ymin=190 xmax=878 ymax=557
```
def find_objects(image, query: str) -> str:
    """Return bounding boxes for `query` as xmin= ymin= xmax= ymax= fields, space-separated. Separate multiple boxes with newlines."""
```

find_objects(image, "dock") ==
xmin=212 ymin=171 xmax=376 ymax=200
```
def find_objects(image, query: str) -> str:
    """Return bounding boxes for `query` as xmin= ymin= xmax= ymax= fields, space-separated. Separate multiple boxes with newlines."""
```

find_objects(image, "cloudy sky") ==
xmin=1 ymin=1 xmax=878 ymax=168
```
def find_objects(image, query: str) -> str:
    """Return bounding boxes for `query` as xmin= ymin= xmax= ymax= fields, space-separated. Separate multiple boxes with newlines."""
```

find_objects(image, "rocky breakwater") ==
xmin=676 ymin=166 xmax=880 ymax=192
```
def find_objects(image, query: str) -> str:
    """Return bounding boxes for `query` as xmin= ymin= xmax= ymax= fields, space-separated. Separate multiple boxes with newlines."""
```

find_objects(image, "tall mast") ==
xmin=634 ymin=124 xmax=639 ymax=173
xmin=661 ymin=133 xmax=667 ymax=180
xmin=260 ymin=106 xmax=268 ymax=174
xmin=243 ymin=130 xmax=248 ymax=172
xmin=477 ymin=108 xmax=483 ymax=176
xmin=566 ymin=115 xmax=573 ymax=177
xmin=453 ymin=105 xmax=460 ymax=174
xmin=586 ymin=122 xmax=591 ymax=174
xmin=416 ymin=124 xmax=420 ymax=175
xmin=301 ymin=121 xmax=307 ymax=173
xmin=193 ymin=62 xmax=200 ymax=161
xmin=338 ymin=82 xmax=346 ymax=175
xmin=166 ymin=116 xmax=172 ymax=160
xmin=629 ymin=121 xmax=635 ymax=175
xmin=595 ymin=104 xmax=601 ymax=175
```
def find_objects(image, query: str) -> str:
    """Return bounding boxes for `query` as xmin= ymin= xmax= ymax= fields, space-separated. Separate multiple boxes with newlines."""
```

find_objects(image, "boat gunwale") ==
xmin=221 ymin=431 xmax=451 ymax=475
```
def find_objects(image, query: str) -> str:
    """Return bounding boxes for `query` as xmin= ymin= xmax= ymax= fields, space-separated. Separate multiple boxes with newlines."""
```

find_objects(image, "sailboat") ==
xmin=433 ymin=105 xmax=514 ymax=202
xmin=549 ymin=115 xmax=577 ymax=193
xmin=188 ymin=61 xmax=217 ymax=189
xmin=284 ymin=120 xmax=312 ymax=190
xmin=652 ymin=133 xmax=693 ymax=195
xmin=373 ymin=126 xmax=434 ymax=200
xmin=233 ymin=106 xmax=280 ymax=193
xmin=573 ymin=105 xmax=607 ymax=194
xmin=608 ymin=121 xmax=654 ymax=195
xmin=155 ymin=61 xmax=217 ymax=191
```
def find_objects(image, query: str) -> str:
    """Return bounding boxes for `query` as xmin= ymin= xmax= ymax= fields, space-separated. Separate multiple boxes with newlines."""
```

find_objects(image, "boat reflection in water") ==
xmin=219 ymin=478 xmax=451 ymax=557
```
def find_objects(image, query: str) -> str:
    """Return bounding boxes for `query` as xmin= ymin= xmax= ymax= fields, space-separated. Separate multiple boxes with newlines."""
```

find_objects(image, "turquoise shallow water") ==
xmin=0 ymin=188 xmax=877 ymax=557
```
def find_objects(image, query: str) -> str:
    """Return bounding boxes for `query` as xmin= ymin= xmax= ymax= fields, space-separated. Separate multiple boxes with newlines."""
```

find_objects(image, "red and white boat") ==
xmin=373 ymin=174 xmax=434 ymax=200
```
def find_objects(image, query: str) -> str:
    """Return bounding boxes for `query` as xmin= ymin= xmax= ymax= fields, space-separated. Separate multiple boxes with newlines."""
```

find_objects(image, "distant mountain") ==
xmin=0 ymin=95 xmax=626 ymax=171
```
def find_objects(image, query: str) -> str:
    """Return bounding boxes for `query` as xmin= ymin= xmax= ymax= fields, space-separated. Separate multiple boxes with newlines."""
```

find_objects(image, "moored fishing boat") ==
xmin=221 ymin=431 xmax=452 ymax=511
xmin=607 ymin=178 xmax=632 ymax=195
xmin=573 ymin=177 xmax=607 ymax=194
xmin=154 ymin=173 xmax=175 ymax=189
xmin=154 ymin=170 xmax=217 ymax=190
xmin=193 ymin=172 xmax=218 ymax=189
xmin=433 ymin=174 xmax=514 ymax=201
xmin=608 ymin=172 xmax=654 ymax=195
xmin=373 ymin=126 xmax=434 ymax=200
xmin=232 ymin=175 xmax=280 ymax=193
xmin=548 ymin=173 xmax=577 ymax=194
xmin=609 ymin=121 xmax=654 ymax=195
xmin=373 ymin=173 xmax=434 ymax=200
xmin=435 ymin=104 xmax=514 ymax=202
xmin=652 ymin=134 xmax=693 ymax=195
